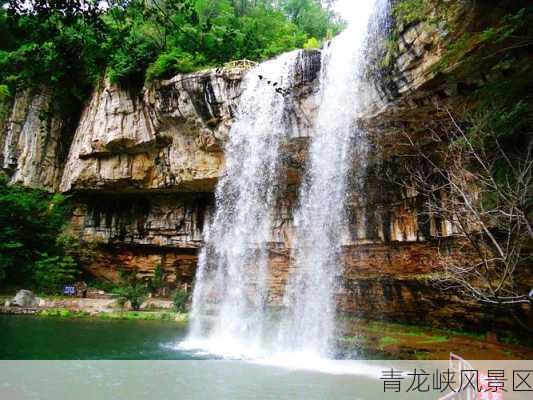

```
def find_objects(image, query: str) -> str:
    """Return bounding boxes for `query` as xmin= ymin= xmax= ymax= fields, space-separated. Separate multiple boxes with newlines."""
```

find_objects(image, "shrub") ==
xmin=392 ymin=0 xmax=427 ymax=25
xmin=113 ymin=283 xmax=148 ymax=311
xmin=88 ymin=279 xmax=118 ymax=293
xmin=0 ymin=84 xmax=10 ymax=98
xmin=146 ymin=49 xmax=201 ymax=81
xmin=148 ymin=264 xmax=164 ymax=293
xmin=303 ymin=37 xmax=320 ymax=50
xmin=173 ymin=289 xmax=190 ymax=313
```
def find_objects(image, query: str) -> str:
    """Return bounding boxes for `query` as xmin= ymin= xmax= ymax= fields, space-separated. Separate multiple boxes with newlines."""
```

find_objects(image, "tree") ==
xmin=398 ymin=108 xmax=532 ymax=305
xmin=0 ymin=0 xmax=342 ymax=91
xmin=0 ymin=176 xmax=74 ymax=289
xmin=1 ymin=1 xmax=108 ymax=114
xmin=282 ymin=0 xmax=339 ymax=38
xmin=33 ymin=254 xmax=78 ymax=293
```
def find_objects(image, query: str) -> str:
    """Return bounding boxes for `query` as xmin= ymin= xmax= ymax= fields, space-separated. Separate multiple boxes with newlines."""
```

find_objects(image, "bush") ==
xmin=173 ymin=289 xmax=190 ymax=313
xmin=113 ymin=283 xmax=148 ymax=311
xmin=303 ymin=37 xmax=320 ymax=49
xmin=88 ymin=279 xmax=118 ymax=294
xmin=392 ymin=0 xmax=427 ymax=25
xmin=146 ymin=49 xmax=202 ymax=81
xmin=148 ymin=264 xmax=164 ymax=294
xmin=0 ymin=84 xmax=10 ymax=98
xmin=107 ymin=31 xmax=160 ymax=86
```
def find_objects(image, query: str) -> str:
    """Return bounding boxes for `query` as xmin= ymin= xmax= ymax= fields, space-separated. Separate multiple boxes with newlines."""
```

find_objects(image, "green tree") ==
xmin=33 ymin=254 xmax=78 ymax=293
xmin=0 ymin=0 xmax=342 ymax=110
xmin=282 ymin=0 xmax=340 ymax=38
xmin=0 ymin=0 xmax=108 ymax=115
xmin=0 ymin=176 xmax=74 ymax=289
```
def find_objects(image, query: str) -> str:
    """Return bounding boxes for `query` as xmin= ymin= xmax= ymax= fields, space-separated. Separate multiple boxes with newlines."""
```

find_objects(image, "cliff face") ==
xmin=60 ymin=51 xmax=321 ymax=194
xmin=59 ymin=71 xmax=237 ymax=193
xmin=1 ymin=1 xmax=530 ymax=333
xmin=62 ymin=50 xmax=322 ymax=290
xmin=1 ymin=89 xmax=67 ymax=191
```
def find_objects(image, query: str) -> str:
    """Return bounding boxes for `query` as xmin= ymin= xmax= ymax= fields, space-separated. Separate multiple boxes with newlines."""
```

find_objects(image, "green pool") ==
xmin=0 ymin=315 xmax=198 ymax=360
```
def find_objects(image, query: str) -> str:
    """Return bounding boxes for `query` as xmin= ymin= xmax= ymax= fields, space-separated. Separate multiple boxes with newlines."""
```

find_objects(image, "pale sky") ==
xmin=333 ymin=0 xmax=376 ymax=24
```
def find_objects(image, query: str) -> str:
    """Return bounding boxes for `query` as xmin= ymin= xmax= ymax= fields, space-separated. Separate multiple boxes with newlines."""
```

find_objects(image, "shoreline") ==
xmin=2 ymin=304 xmax=531 ymax=360
xmin=1 ymin=306 xmax=188 ymax=324
xmin=0 ymin=293 xmax=187 ymax=324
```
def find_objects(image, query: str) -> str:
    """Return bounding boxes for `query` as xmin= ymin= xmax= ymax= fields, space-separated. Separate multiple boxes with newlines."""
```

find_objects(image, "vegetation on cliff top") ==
xmin=0 ymin=0 xmax=341 ymax=116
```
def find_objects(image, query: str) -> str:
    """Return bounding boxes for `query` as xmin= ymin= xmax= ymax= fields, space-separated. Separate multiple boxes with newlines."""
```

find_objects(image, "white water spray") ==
xmin=275 ymin=1 xmax=382 ymax=358
xmin=185 ymin=51 xmax=301 ymax=358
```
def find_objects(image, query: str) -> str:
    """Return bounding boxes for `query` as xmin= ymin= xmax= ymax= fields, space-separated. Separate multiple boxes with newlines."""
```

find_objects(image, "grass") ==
xmin=368 ymin=322 xmax=451 ymax=347
xmin=37 ymin=308 xmax=188 ymax=324
xmin=413 ymin=350 xmax=430 ymax=360
xmin=501 ymin=348 xmax=517 ymax=358
xmin=363 ymin=320 xmax=485 ymax=341
xmin=420 ymin=335 xmax=449 ymax=344
xmin=339 ymin=317 xmax=533 ymax=360
xmin=380 ymin=336 xmax=400 ymax=347
xmin=499 ymin=333 xmax=523 ymax=347
xmin=39 ymin=309 xmax=87 ymax=318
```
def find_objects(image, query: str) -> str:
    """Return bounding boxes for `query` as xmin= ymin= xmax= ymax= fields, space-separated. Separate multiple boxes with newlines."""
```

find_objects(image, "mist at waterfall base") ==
xmin=178 ymin=1 xmax=387 ymax=372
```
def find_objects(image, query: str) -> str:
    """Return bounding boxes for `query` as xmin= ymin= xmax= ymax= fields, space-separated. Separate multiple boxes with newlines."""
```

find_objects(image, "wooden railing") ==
xmin=223 ymin=59 xmax=258 ymax=71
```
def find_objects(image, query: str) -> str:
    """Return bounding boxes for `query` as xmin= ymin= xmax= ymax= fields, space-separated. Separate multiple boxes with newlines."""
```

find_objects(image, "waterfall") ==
xmin=184 ymin=51 xmax=301 ymax=358
xmin=183 ymin=2 xmax=386 ymax=362
xmin=275 ymin=1 xmax=383 ymax=357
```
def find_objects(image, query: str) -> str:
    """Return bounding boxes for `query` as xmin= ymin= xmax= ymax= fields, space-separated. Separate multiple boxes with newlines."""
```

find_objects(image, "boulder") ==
xmin=10 ymin=289 xmax=39 ymax=308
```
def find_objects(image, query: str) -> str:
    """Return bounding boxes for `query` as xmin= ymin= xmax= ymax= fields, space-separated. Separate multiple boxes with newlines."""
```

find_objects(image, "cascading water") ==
xmin=275 ymin=1 xmax=384 ymax=358
xmin=183 ymin=51 xmax=301 ymax=358
xmin=183 ymin=1 xmax=387 ymax=364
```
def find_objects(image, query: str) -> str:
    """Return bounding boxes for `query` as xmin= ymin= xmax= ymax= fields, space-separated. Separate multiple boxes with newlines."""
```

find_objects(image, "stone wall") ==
xmin=81 ymin=246 xmax=197 ymax=290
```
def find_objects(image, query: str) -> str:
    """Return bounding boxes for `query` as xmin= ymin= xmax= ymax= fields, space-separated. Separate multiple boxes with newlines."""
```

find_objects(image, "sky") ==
xmin=333 ymin=0 xmax=376 ymax=24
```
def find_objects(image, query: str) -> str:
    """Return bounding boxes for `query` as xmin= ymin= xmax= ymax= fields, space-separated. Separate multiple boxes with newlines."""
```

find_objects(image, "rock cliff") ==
xmin=1 ymin=89 xmax=67 ymax=191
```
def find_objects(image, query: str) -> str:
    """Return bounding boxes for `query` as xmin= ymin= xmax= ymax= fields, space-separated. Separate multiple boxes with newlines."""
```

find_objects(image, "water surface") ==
xmin=2 ymin=316 xmax=527 ymax=400
xmin=0 ymin=315 xmax=198 ymax=360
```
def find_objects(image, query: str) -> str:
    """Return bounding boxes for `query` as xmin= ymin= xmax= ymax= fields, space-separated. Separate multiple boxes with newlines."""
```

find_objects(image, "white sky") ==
xmin=333 ymin=0 xmax=375 ymax=24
